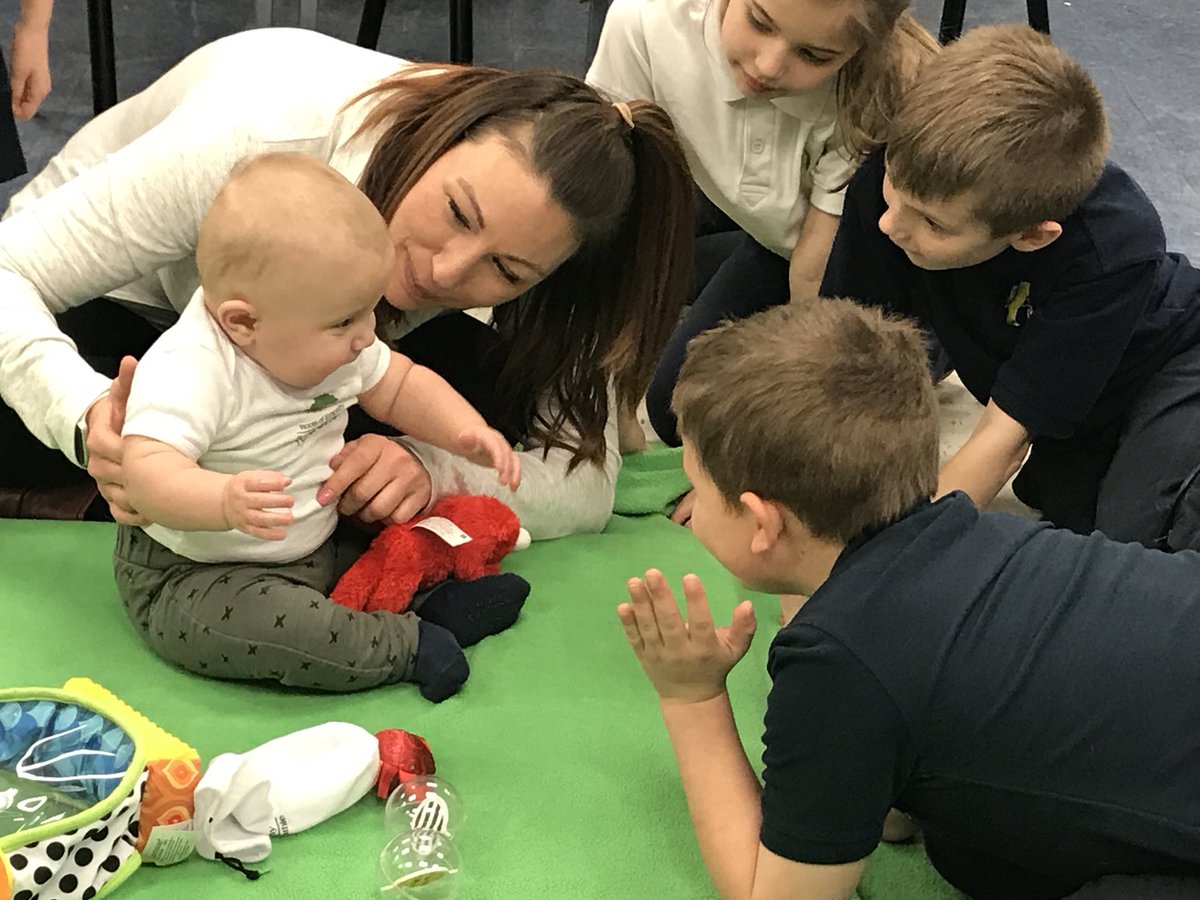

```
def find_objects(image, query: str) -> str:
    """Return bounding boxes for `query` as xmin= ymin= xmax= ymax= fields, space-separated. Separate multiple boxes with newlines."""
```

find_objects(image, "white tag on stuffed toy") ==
xmin=413 ymin=517 xmax=473 ymax=547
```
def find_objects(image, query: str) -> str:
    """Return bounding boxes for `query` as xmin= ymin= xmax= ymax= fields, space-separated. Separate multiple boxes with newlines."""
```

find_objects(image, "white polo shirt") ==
xmin=587 ymin=0 xmax=857 ymax=257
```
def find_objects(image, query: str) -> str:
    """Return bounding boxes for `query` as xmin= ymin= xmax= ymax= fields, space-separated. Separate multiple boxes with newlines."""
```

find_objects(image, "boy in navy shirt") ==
xmin=619 ymin=300 xmax=1200 ymax=900
xmin=820 ymin=24 xmax=1200 ymax=548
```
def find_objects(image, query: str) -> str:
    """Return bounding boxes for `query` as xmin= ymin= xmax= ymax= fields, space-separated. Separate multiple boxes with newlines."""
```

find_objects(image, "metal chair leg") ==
xmin=86 ymin=0 xmax=117 ymax=115
xmin=357 ymin=0 xmax=387 ymax=49
xmin=938 ymin=0 xmax=967 ymax=44
xmin=1027 ymin=0 xmax=1051 ymax=34
xmin=449 ymin=0 xmax=473 ymax=63
xmin=940 ymin=0 xmax=1049 ymax=43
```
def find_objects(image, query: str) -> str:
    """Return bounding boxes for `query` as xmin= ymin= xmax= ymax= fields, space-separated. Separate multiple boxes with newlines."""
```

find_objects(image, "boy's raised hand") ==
xmin=618 ymin=569 xmax=756 ymax=704
xmin=222 ymin=470 xmax=295 ymax=540
xmin=456 ymin=426 xmax=521 ymax=491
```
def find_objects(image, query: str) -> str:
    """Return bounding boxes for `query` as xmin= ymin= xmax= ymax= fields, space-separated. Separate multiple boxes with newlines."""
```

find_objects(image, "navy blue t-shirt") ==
xmin=820 ymin=151 xmax=1200 ymax=439
xmin=759 ymin=493 xmax=1200 ymax=887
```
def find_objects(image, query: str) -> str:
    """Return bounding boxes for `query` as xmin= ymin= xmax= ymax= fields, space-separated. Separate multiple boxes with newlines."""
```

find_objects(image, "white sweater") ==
xmin=0 ymin=27 xmax=619 ymax=539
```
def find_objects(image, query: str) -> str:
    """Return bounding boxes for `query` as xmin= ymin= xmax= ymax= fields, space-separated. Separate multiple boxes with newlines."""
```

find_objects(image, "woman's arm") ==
xmin=402 ymin=389 xmax=621 ymax=540
xmin=321 ymin=382 xmax=622 ymax=539
xmin=0 ymin=99 xmax=255 ymax=461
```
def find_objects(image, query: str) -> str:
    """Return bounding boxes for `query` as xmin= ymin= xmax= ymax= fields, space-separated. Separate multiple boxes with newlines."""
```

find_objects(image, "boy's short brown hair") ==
xmin=672 ymin=300 xmax=939 ymax=544
xmin=885 ymin=24 xmax=1110 ymax=236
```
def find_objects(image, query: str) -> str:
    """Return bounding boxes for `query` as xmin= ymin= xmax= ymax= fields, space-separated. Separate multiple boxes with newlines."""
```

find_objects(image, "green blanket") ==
xmin=0 ymin=473 xmax=961 ymax=899
xmin=614 ymin=446 xmax=692 ymax=516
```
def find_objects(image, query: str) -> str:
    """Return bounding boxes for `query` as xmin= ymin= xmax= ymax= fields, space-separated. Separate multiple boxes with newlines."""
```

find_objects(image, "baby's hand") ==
xmin=222 ymin=470 xmax=295 ymax=540
xmin=456 ymin=427 xmax=521 ymax=491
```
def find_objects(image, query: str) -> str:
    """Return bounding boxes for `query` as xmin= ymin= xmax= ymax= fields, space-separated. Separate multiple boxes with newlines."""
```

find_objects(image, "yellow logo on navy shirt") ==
xmin=1005 ymin=282 xmax=1032 ymax=327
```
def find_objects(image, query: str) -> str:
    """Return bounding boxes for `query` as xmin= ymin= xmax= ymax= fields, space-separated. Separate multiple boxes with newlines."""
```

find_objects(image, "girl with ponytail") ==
xmin=588 ymin=0 xmax=938 ymax=452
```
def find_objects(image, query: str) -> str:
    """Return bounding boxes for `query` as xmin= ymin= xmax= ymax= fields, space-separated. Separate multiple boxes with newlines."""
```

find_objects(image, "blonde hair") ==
xmin=673 ymin=300 xmax=938 ymax=543
xmin=838 ymin=1 xmax=940 ymax=157
xmin=196 ymin=152 xmax=393 ymax=306
xmin=885 ymin=24 xmax=1111 ymax=235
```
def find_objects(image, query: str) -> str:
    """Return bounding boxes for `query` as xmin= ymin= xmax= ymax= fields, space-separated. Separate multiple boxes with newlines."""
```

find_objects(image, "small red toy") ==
xmin=331 ymin=495 xmax=521 ymax=615
xmin=374 ymin=729 xmax=436 ymax=799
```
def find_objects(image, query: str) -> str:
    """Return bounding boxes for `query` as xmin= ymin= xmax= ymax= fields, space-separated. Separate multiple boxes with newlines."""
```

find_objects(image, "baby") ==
xmin=113 ymin=152 xmax=523 ymax=702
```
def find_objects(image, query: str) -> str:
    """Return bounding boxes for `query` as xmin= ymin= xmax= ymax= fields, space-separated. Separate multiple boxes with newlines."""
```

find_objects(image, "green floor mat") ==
xmin=0 ymin=512 xmax=961 ymax=900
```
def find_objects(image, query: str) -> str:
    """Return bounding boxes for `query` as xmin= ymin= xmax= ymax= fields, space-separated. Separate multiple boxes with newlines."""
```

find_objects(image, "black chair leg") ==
xmin=1027 ymin=0 xmax=1051 ymax=34
xmin=87 ymin=0 xmax=117 ymax=115
xmin=449 ymin=0 xmax=473 ymax=63
xmin=940 ymin=0 xmax=1050 ymax=43
xmin=938 ymin=0 xmax=967 ymax=43
xmin=357 ymin=0 xmax=387 ymax=49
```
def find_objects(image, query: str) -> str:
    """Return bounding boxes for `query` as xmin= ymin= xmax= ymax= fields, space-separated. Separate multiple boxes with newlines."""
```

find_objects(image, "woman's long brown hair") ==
xmin=347 ymin=66 xmax=694 ymax=470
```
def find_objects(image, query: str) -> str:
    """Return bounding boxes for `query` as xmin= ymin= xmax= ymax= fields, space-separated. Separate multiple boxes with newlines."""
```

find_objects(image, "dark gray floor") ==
xmin=2 ymin=0 xmax=1198 ymax=257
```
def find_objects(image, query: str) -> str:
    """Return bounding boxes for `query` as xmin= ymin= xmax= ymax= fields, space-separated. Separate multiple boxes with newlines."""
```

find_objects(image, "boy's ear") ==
xmin=741 ymin=492 xmax=784 ymax=555
xmin=216 ymin=297 xmax=259 ymax=346
xmin=1010 ymin=220 xmax=1063 ymax=253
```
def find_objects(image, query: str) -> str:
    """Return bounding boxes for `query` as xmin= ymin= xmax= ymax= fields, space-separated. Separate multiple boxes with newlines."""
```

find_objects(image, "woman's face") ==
xmin=384 ymin=131 xmax=581 ymax=312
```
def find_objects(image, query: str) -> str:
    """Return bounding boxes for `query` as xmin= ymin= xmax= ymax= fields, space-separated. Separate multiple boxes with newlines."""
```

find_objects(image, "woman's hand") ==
xmin=319 ymin=433 xmax=433 ymax=525
xmin=87 ymin=356 xmax=149 ymax=525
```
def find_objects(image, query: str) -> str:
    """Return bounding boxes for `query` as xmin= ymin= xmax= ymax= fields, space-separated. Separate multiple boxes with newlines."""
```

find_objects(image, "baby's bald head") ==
xmin=196 ymin=152 xmax=394 ymax=315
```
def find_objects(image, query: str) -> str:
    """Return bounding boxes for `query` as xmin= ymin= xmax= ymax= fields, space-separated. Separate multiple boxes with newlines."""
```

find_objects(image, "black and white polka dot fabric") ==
xmin=7 ymin=769 xmax=148 ymax=900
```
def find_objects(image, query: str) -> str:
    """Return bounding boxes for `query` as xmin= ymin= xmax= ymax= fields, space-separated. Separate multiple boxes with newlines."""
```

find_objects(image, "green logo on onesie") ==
xmin=308 ymin=393 xmax=337 ymax=412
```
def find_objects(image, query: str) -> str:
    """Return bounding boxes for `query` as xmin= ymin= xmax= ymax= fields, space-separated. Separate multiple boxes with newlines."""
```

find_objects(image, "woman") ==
xmin=0 ymin=27 xmax=694 ymax=538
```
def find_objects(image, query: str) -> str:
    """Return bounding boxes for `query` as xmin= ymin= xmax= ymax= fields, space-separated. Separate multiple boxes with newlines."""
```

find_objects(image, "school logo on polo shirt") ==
xmin=1005 ymin=282 xmax=1033 ymax=327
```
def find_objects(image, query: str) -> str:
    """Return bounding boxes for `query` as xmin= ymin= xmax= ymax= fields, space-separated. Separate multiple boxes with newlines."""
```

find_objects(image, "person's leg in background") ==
xmin=0 ymin=299 xmax=163 ymax=519
xmin=645 ymin=222 xmax=790 ymax=447
xmin=1095 ymin=340 xmax=1200 ymax=551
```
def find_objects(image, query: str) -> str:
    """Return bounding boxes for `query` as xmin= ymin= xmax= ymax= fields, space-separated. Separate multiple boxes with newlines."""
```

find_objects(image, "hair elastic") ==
xmin=612 ymin=101 xmax=634 ymax=129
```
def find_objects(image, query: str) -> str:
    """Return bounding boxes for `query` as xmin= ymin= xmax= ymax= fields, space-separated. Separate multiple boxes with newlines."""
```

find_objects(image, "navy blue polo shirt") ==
xmin=820 ymin=151 xmax=1200 ymax=439
xmin=759 ymin=493 xmax=1200 ymax=888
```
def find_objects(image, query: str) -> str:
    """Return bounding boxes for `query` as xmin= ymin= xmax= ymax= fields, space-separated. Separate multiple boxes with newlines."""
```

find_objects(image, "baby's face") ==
xmin=249 ymin=282 xmax=381 ymax=390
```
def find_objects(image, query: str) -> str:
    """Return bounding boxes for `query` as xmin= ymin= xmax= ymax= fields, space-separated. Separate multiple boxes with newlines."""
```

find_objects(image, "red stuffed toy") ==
xmin=332 ymin=495 xmax=521 ymax=615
